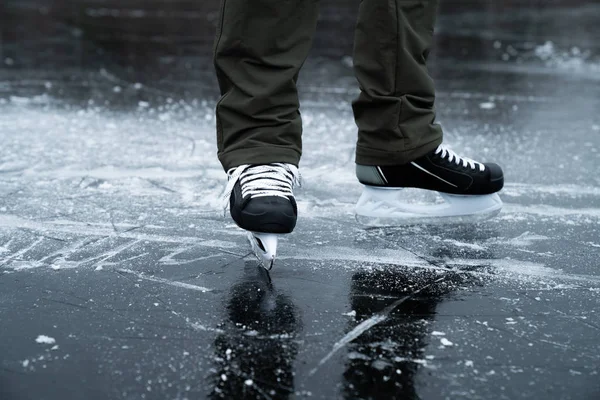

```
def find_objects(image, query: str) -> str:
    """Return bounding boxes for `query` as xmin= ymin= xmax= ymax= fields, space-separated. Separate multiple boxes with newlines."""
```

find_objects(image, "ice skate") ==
xmin=247 ymin=232 xmax=279 ymax=270
xmin=355 ymin=144 xmax=504 ymax=226
xmin=222 ymin=163 xmax=300 ymax=269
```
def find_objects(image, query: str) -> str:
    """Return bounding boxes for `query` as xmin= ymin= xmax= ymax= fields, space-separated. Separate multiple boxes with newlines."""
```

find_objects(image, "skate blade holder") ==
xmin=248 ymin=232 xmax=279 ymax=270
xmin=355 ymin=186 xmax=503 ymax=226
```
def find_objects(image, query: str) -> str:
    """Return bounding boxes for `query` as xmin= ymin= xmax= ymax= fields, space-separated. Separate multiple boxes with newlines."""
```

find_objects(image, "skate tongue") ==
xmin=221 ymin=163 xmax=301 ymax=213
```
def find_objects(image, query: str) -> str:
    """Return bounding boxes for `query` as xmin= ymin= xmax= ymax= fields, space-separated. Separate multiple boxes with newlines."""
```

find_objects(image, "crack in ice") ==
xmin=310 ymin=276 xmax=446 ymax=375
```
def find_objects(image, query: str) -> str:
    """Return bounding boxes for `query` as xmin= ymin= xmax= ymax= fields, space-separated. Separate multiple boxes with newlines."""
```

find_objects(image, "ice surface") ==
xmin=2 ymin=1 xmax=600 ymax=399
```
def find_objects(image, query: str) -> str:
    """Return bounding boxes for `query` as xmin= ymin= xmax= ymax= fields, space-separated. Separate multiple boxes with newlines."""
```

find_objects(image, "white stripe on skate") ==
xmin=376 ymin=166 xmax=388 ymax=184
xmin=410 ymin=162 xmax=458 ymax=188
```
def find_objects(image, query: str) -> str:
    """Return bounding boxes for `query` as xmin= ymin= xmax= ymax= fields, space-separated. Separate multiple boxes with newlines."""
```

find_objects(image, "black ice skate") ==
xmin=222 ymin=163 xmax=300 ymax=269
xmin=355 ymin=144 xmax=504 ymax=225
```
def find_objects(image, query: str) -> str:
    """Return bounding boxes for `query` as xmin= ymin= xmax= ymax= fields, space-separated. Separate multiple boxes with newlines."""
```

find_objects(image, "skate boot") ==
xmin=222 ymin=163 xmax=300 ymax=269
xmin=355 ymin=144 xmax=504 ymax=225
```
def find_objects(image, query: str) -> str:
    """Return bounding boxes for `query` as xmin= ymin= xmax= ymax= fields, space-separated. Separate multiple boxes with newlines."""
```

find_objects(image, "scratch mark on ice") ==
xmin=87 ymin=240 xmax=141 ymax=268
xmin=0 ymin=214 xmax=237 ymax=249
xmin=527 ymin=295 xmax=600 ymax=332
xmin=99 ymin=252 xmax=148 ymax=267
xmin=38 ymin=237 xmax=102 ymax=264
xmin=145 ymin=179 xmax=178 ymax=194
xmin=159 ymin=246 xmax=222 ymax=266
xmin=0 ymin=237 xmax=44 ymax=267
xmin=48 ymin=239 xmax=141 ymax=270
xmin=109 ymin=214 xmax=119 ymax=234
xmin=0 ymin=237 xmax=16 ymax=253
xmin=173 ymin=134 xmax=197 ymax=157
xmin=117 ymin=268 xmax=213 ymax=293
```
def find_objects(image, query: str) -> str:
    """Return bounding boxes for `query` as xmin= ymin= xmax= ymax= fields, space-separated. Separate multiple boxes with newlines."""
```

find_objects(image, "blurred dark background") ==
xmin=2 ymin=0 xmax=598 ymax=100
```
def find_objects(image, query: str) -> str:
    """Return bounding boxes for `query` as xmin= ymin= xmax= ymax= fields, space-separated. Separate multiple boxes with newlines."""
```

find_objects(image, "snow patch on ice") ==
xmin=186 ymin=322 xmax=224 ymax=334
xmin=7 ymin=261 xmax=39 ymax=271
xmin=489 ymin=232 xmax=549 ymax=247
xmin=532 ymin=41 xmax=600 ymax=73
xmin=502 ymin=183 xmax=600 ymax=198
xmin=502 ymin=203 xmax=600 ymax=219
xmin=479 ymin=102 xmax=496 ymax=110
xmin=447 ymin=258 xmax=600 ymax=285
xmin=347 ymin=352 xmax=370 ymax=361
xmin=9 ymin=95 xmax=50 ymax=105
xmin=443 ymin=239 xmax=486 ymax=251
xmin=29 ymin=165 xmax=207 ymax=181
xmin=372 ymin=359 xmax=392 ymax=371
xmin=283 ymin=246 xmax=435 ymax=272
xmin=35 ymin=335 xmax=56 ymax=345
xmin=393 ymin=357 xmax=429 ymax=365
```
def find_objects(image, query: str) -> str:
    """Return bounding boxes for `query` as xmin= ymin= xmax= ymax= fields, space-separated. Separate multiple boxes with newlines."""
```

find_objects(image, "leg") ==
xmin=353 ymin=0 xmax=443 ymax=166
xmin=352 ymin=1 xmax=505 ymax=225
xmin=214 ymin=0 xmax=319 ymax=170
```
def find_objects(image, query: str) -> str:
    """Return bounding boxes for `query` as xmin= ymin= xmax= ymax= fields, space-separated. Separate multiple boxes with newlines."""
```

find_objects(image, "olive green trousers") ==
xmin=214 ymin=0 xmax=443 ymax=170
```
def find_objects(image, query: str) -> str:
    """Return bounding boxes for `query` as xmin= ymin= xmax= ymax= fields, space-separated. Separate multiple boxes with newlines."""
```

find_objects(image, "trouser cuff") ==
xmin=218 ymin=146 xmax=301 ymax=171
xmin=355 ymin=136 xmax=442 ymax=166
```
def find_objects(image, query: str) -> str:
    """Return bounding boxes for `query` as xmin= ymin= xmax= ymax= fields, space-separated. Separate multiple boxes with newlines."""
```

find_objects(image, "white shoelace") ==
xmin=221 ymin=163 xmax=301 ymax=211
xmin=435 ymin=145 xmax=485 ymax=171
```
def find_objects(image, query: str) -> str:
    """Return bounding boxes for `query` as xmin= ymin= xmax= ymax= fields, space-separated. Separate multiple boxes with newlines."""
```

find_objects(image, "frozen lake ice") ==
xmin=1 ymin=1 xmax=600 ymax=399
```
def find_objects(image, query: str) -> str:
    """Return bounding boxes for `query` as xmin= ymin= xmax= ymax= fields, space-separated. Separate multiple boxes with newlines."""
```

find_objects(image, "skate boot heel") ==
xmin=355 ymin=185 xmax=503 ymax=226
xmin=248 ymin=232 xmax=279 ymax=270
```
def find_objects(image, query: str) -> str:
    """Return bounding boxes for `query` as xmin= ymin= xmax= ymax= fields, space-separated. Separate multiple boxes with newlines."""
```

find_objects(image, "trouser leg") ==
xmin=353 ymin=0 xmax=443 ymax=166
xmin=214 ymin=0 xmax=319 ymax=171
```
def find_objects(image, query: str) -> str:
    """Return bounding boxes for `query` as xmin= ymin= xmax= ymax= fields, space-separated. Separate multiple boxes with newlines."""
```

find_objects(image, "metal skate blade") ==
xmin=355 ymin=186 xmax=503 ymax=226
xmin=248 ymin=232 xmax=278 ymax=270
